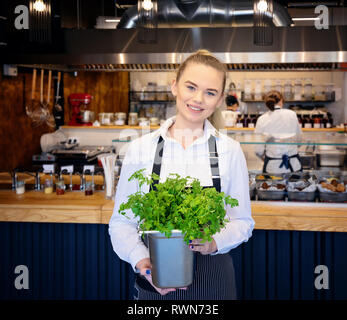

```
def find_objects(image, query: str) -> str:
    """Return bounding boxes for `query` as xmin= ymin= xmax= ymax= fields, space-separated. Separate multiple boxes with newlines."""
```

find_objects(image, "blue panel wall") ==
xmin=1 ymin=222 xmax=346 ymax=300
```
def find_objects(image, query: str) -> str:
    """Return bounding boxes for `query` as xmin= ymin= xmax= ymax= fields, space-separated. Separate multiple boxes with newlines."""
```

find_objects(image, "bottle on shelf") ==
xmin=236 ymin=114 xmax=244 ymax=128
xmin=248 ymin=114 xmax=256 ymax=128
xmin=243 ymin=114 xmax=251 ymax=128
xmin=309 ymin=115 xmax=315 ymax=128
xmin=327 ymin=112 xmax=333 ymax=128
xmin=321 ymin=114 xmax=328 ymax=128
xmin=297 ymin=114 xmax=302 ymax=127
xmin=313 ymin=115 xmax=321 ymax=128
xmin=303 ymin=115 xmax=312 ymax=128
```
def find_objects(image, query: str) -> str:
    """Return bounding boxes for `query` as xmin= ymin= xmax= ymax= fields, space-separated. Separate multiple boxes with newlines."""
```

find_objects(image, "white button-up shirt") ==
xmin=109 ymin=116 xmax=254 ymax=271
xmin=254 ymin=107 xmax=302 ymax=173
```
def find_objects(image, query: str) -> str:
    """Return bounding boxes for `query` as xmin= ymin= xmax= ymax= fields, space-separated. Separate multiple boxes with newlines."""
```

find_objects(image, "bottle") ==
xmin=309 ymin=115 xmax=315 ymax=128
xmin=236 ymin=114 xmax=244 ymax=128
xmin=327 ymin=112 xmax=333 ymax=128
xmin=248 ymin=115 xmax=256 ymax=128
xmin=297 ymin=114 xmax=302 ymax=127
xmin=322 ymin=115 xmax=328 ymax=128
xmin=313 ymin=115 xmax=321 ymax=128
xmin=301 ymin=115 xmax=307 ymax=128
xmin=243 ymin=114 xmax=250 ymax=128
xmin=304 ymin=115 xmax=312 ymax=128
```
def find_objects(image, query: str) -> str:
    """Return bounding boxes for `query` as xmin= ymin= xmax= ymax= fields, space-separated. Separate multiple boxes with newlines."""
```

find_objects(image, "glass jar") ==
xmin=114 ymin=112 xmax=126 ymax=125
xmin=149 ymin=117 xmax=159 ymax=126
xmin=314 ymin=85 xmax=325 ymax=101
xmin=244 ymin=80 xmax=253 ymax=100
xmin=283 ymin=80 xmax=293 ymax=100
xmin=263 ymin=80 xmax=272 ymax=97
xmin=16 ymin=180 xmax=25 ymax=195
xmin=324 ymin=83 xmax=334 ymax=101
xmin=146 ymin=82 xmax=157 ymax=100
xmin=139 ymin=117 xmax=150 ymax=127
xmin=85 ymin=182 xmax=93 ymax=196
xmin=99 ymin=113 xmax=114 ymax=126
xmin=128 ymin=112 xmax=138 ymax=126
xmin=56 ymin=180 xmax=66 ymax=195
xmin=44 ymin=179 xmax=53 ymax=194
xmin=294 ymin=80 xmax=302 ymax=101
xmin=273 ymin=80 xmax=282 ymax=94
xmin=254 ymin=80 xmax=262 ymax=101
xmin=304 ymin=78 xmax=313 ymax=101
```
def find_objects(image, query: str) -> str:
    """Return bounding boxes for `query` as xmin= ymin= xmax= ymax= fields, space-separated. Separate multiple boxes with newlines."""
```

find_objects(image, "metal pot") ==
xmin=81 ymin=110 xmax=95 ymax=123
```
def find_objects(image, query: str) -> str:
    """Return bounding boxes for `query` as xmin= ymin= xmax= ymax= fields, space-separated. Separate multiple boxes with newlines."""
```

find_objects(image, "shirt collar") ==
xmin=152 ymin=116 xmax=218 ymax=145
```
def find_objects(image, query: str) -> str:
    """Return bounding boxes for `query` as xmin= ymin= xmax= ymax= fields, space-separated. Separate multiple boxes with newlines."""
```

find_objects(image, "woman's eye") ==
xmin=187 ymin=85 xmax=195 ymax=91
xmin=206 ymin=91 xmax=216 ymax=97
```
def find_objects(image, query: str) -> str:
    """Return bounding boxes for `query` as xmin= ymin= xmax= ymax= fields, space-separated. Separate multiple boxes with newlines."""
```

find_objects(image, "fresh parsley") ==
xmin=119 ymin=169 xmax=239 ymax=244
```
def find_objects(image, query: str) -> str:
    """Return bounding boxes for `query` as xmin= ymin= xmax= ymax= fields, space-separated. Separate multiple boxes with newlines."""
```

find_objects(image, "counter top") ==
xmin=0 ymin=190 xmax=346 ymax=232
xmin=61 ymin=125 xmax=343 ymax=132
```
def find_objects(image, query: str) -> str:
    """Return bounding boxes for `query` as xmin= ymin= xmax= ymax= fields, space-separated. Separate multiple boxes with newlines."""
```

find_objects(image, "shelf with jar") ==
xmin=129 ymin=91 xmax=175 ymax=103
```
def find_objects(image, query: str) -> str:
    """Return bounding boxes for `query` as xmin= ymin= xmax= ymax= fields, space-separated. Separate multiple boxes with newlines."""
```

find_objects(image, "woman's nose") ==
xmin=193 ymin=90 xmax=204 ymax=103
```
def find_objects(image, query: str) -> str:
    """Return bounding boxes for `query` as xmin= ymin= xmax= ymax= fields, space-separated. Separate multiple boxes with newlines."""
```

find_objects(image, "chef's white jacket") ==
xmin=254 ymin=107 xmax=302 ymax=173
xmin=109 ymin=116 xmax=254 ymax=272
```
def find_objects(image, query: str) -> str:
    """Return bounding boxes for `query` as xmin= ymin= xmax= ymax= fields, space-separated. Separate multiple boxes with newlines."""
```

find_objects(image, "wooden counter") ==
xmin=0 ymin=190 xmax=346 ymax=232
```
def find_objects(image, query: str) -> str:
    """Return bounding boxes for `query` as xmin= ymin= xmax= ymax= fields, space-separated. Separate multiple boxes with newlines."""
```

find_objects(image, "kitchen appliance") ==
xmin=51 ymin=146 xmax=114 ymax=166
xmin=68 ymin=93 xmax=93 ymax=126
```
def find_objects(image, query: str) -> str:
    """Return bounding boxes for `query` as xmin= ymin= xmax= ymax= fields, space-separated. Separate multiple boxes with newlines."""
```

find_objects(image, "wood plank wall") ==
xmin=0 ymin=70 xmax=129 ymax=171
xmin=63 ymin=71 xmax=129 ymax=123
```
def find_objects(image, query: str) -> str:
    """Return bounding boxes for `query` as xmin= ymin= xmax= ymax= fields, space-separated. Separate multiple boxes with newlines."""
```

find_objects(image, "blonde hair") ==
xmin=176 ymin=49 xmax=227 ymax=129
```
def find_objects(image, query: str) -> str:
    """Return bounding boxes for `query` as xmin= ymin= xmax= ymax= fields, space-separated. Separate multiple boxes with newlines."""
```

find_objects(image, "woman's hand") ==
xmin=189 ymin=238 xmax=217 ymax=255
xmin=135 ymin=258 xmax=188 ymax=296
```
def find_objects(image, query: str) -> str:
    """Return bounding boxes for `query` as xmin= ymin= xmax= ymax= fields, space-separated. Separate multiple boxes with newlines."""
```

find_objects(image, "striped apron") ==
xmin=134 ymin=135 xmax=237 ymax=300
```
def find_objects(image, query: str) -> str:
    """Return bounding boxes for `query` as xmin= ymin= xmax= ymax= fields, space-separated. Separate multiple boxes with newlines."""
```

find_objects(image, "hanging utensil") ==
xmin=54 ymin=72 xmax=62 ymax=111
xmin=44 ymin=70 xmax=55 ymax=127
xmin=30 ymin=69 xmax=45 ymax=125
xmin=26 ymin=69 xmax=37 ymax=117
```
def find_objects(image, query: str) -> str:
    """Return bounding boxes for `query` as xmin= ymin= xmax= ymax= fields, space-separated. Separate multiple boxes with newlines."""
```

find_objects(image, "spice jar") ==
xmin=149 ymin=117 xmax=159 ymax=126
xmin=85 ymin=182 xmax=93 ymax=196
xmin=56 ymin=180 xmax=65 ymax=195
xmin=114 ymin=112 xmax=126 ymax=125
xmin=44 ymin=179 xmax=53 ymax=194
xmin=128 ymin=112 xmax=138 ymax=126
xmin=16 ymin=180 xmax=25 ymax=195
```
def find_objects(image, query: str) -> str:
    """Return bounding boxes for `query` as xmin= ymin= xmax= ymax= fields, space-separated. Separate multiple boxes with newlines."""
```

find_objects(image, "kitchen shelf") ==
xmin=241 ymin=99 xmax=335 ymax=103
xmin=130 ymin=100 xmax=175 ymax=104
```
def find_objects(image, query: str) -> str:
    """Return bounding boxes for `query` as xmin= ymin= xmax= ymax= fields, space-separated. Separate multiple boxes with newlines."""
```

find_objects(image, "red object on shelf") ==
xmin=68 ymin=93 xmax=93 ymax=126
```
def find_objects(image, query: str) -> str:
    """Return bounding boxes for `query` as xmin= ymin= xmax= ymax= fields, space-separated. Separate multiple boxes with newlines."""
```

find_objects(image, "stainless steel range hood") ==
xmin=5 ymin=0 xmax=347 ymax=71
xmin=9 ymin=26 xmax=347 ymax=71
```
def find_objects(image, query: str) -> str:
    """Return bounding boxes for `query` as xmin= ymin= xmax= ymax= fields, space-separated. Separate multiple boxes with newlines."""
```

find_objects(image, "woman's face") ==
xmin=171 ymin=62 xmax=224 ymax=127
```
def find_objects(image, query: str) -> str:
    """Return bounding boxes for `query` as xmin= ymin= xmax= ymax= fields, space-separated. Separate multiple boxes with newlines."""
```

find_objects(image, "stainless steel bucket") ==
xmin=147 ymin=231 xmax=194 ymax=288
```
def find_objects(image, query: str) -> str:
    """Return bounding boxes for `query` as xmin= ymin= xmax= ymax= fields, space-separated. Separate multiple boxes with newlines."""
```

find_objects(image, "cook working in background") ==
xmin=254 ymin=90 xmax=302 ymax=174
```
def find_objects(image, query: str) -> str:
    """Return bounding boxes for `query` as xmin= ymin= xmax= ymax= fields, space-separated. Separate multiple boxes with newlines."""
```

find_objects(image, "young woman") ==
xmin=255 ymin=90 xmax=302 ymax=173
xmin=109 ymin=50 xmax=254 ymax=300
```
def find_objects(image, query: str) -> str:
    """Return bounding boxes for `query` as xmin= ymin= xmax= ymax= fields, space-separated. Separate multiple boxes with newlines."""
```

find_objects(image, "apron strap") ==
xmin=150 ymin=135 xmax=164 ymax=191
xmin=208 ymin=135 xmax=221 ymax=192
xmin=150 ymin=134 xmax=221 ymax=192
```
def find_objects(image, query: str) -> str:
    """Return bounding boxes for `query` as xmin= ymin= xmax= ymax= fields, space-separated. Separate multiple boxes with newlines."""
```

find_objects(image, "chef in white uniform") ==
xmin=255 ymin=90 xmax=302 ymax=174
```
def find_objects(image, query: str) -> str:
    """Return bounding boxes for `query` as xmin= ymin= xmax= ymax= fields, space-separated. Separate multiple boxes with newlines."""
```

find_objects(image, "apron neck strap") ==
xmin=150 ymin=135 xmax=221 ymax=192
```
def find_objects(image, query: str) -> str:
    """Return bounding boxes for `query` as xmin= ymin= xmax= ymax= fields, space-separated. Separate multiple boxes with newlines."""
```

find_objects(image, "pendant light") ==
xmin=253 ymin=0 xmax=273 ymax=46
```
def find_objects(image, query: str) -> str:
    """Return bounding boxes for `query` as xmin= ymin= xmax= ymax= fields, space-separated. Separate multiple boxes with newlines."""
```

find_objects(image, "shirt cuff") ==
xmin=128 ymin=245 xmax=150 ymax=273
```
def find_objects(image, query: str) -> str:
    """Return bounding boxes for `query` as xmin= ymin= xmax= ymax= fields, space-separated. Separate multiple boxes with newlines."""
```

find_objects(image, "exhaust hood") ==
xmin=4 ymin=1 xmax=347 ymax=71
